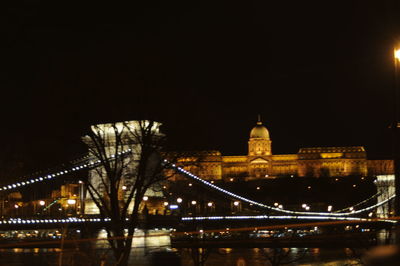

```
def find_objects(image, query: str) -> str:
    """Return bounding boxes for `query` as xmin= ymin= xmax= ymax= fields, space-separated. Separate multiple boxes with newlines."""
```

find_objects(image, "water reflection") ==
xmin=96 ymin=229 xmax=171 ymax=249
xmin=0 ymin=230 xmax=392 ymax=265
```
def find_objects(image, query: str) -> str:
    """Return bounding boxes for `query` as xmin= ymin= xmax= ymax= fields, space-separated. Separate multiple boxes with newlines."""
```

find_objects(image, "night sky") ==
xmin=1 ymin=1 xmax=400 ymax=176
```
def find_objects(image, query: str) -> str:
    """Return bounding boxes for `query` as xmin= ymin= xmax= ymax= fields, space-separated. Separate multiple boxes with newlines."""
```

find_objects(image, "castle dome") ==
xmin=250 ymin=119 xmax=270 ymax=139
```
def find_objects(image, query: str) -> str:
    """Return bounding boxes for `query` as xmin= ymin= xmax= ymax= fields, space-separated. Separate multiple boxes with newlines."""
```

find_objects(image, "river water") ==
xmin=0 ymin=247 xmax=363 ymax=265
xmin=0 ymin=230 xmax=379 ymax=265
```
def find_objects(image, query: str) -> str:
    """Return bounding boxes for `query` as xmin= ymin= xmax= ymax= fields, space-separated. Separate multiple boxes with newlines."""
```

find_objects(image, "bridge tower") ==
xmin=82 ymin=120 xmax=164 ymax=215
xmin=375 ymin=175 xmax=395 ymax=218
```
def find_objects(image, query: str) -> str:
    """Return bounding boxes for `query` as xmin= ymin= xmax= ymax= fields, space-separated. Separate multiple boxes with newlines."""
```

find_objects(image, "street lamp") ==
xmin=393 ymin=46 xmax=400 ymax=219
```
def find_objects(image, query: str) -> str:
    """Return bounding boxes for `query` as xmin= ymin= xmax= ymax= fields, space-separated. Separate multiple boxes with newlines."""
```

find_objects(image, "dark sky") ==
xmin=1 ymin=1 xmax=400 ymax=174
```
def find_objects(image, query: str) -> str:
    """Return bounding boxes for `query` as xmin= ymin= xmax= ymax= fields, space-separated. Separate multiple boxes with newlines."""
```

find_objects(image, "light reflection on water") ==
xmin=0 ymin=231 xmax=372 ymax=266
xmin=96 ymin=229 xmax=171 ymax=248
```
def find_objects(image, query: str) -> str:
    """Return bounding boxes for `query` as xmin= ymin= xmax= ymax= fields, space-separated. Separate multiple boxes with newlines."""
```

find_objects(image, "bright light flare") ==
xmin=67 ymin=199 xmax=76 ymax=205
xmin=395 ymin=49 xmax=400 ymax=61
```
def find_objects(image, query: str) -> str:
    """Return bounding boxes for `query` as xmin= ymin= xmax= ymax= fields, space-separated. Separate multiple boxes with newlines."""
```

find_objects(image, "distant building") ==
xmin=175 ymin=118 xmax=393 ymax=180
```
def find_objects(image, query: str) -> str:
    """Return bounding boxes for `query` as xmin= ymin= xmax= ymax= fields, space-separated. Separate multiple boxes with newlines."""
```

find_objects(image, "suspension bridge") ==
xmin=0 ymin=151 xmax=396 ymax=231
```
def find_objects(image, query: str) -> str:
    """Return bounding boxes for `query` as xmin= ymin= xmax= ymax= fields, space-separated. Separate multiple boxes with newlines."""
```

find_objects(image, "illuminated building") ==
xmin=82 ymin=120 xmax=164 ymax=214
xmin=175 ymin=117 xmax=393 ymax=180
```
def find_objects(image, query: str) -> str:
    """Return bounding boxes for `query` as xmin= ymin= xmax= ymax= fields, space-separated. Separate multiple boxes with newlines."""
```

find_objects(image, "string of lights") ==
xmin=0 ymin=217 xmax=109 ymax=225
xmin=0 ymin=154 xmax=392 ymax=219
xmin=181 ymin=215 xmax=396 ymax=224
xmin=333 ymin=192 xmax=381 ymax=213
xmin=167 ymin=162 xmax=396 ymax=218
xmin=0 ymin=214 xmax=395 ymax=226
xmin=0 ymin=149 xmax=132 ymax=192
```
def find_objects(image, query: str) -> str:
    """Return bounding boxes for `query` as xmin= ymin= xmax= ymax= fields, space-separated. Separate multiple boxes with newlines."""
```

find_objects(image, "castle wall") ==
xmin=172 ymin=122 xmax=391 ymax=180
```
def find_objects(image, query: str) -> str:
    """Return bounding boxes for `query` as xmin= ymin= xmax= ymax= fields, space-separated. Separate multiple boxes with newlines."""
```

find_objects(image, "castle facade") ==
xmin=178 ymin=119 xmax=393 ymax=180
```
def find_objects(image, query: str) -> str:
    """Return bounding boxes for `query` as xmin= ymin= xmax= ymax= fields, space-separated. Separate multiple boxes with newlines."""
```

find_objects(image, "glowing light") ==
xmin=207 ymin=202 xmax=213 ymax=207
xmin=191 ymin=200 xmax=197 ymax=205
xmin=177 ymin=198 xmax=183 ymax=203
xmin=143 ymin=196 xmax=148 ymax=201
xmin=234 ymin=201 xmax=240 ymax=206
xmin=395 ymin=49 xmax=400 ymax=61
xmin=163 ymin=202 xmax=169 ymax=206
xmin=122 ymin=185 xmax=127 ymax=190
xmin=67 ymin=199 xmax=76 ymax=205
xmin=0 ymin=149 xmax=132 ymax=192
xmin=39 ymin=200 xmax=45 ymax=206
xmin=168 ymin=161 xmax=396 ymax=218
xmin=327 ymin=205 xmax=333 ymax=212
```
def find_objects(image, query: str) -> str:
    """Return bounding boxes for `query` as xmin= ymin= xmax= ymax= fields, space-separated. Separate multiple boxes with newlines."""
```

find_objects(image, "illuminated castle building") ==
xmin=177 ymin=118 xmax=393 ymax=180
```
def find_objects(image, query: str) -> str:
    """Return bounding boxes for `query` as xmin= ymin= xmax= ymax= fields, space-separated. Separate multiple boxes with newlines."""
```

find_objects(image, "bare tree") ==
xmin=82 ymin=120 xmax=168 ymax=266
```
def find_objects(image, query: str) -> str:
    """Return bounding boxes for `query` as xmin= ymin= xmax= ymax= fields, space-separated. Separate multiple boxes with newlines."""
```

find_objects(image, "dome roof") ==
xmin=250 ymin=121 xmax=270 ymax=139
